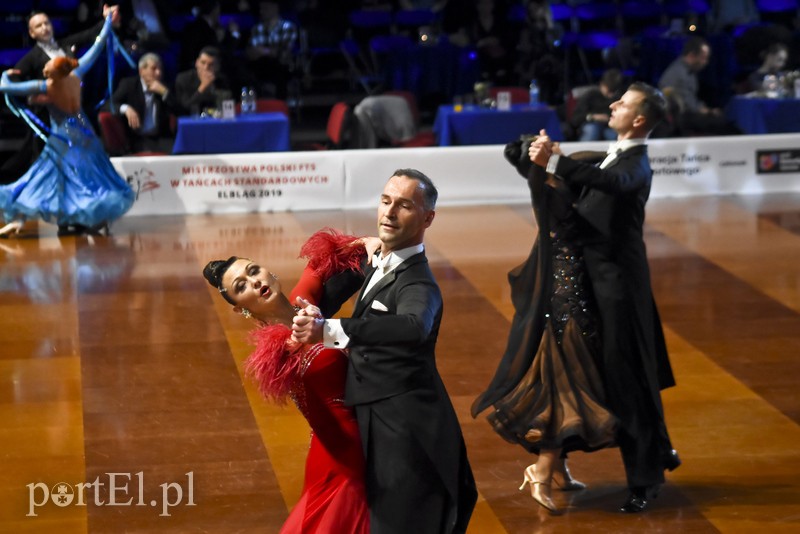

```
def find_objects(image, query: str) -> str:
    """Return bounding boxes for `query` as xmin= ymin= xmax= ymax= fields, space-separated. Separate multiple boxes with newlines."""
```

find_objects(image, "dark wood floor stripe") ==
xmin=646 ymin=227 xmax=800 ymax=425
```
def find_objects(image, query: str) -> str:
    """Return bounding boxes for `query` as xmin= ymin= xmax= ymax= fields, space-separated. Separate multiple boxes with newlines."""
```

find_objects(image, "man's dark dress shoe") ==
xmin=620 ymin=485 xmax=660 ymax=513
xmin=664 ymin=449 xmax=681 ymax=471
xmin=620 ymin=493 xmax=648 ymax=513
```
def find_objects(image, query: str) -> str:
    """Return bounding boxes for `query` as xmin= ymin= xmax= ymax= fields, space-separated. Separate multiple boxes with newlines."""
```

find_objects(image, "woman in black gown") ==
xmin=472 ymin=140 xmax=617 ymax=513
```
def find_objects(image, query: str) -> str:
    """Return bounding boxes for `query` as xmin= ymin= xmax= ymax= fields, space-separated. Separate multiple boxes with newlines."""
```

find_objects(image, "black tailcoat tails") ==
xmin=554 ymin=145 xmax=676 ymax=488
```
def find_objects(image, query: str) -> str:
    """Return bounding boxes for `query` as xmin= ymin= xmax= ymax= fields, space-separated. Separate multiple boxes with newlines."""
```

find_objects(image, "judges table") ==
xmin=172 ymin=112 xmax=290 ymax=154
xmin=433 ymin=104 xmax=563 ymax=146
xmin=725 ymin=97 xmax=800 ymax=135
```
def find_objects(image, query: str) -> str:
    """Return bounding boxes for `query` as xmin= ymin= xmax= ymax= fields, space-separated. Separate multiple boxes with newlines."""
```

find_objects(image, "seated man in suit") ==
xmin=174 ymin=46 xmax=230 ymax=116
xmin=111 ymin=52 xmax=177 ymax=153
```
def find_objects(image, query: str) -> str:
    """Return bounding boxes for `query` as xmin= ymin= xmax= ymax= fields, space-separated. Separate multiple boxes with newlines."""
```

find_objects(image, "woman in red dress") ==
xmin=203 ymin=229 xmax=377 ymax=533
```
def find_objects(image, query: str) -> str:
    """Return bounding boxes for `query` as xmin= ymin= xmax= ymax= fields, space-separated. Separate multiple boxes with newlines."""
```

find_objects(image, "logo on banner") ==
xmin=756 ymin=150 xmax=800 ymax=174
xmin=126 ymin=167 xmax=161 ymax=201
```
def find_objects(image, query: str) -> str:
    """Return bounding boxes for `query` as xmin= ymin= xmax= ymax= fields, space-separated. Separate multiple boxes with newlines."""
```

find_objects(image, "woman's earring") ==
xmin=269 ymin=272 xmax=278 ymax=280
xmin=241 ymin=309 xmax=253 ymax=319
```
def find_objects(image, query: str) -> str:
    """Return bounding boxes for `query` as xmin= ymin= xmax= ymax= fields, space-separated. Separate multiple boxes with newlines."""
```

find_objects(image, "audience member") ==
xmin=747 ymin=42 xmax=789 ymax=93
xmin=441 ymin=0 xmax=515 ymax=85
xmin=514 ymin=0 xmax=562 ymax=104
xmin=178 ymin=0 xmax=223 ymax=72
xmin=178 ymin=0 xmax=248 ymax=92
xmin=175 ymin=46 xmax=231 ymax=116
xmin=734 ymin=23 xmax=793 ymax=70
xmin=472 ymin=0 xmax=516 ymax=84
xmin=111 ymin=52 xmax=178 ymax=153
xmin=353 ymin=95 xmax=417 ymax=148
xmin=244 ymin=0 xmax=299 ymax=99
xmin=570 ymin=68 xmax=624 ymax=142
xmin=658 ymin=36 xmax=740 ymax=135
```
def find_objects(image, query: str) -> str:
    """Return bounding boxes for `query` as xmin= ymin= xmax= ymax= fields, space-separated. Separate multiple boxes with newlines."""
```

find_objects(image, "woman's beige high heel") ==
xmin=0 ymin=220 xmax=23 ymax=238
xmin=519 ymin=464 xmax=558 ymax=512
xmin=552 ymin=460 xmax=587 ymax=491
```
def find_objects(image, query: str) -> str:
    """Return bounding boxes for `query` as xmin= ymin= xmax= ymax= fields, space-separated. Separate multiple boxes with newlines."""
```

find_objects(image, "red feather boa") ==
xmin=299 ymin=227 xmax=366 ymax=282
xmin=245 ymin=324 xmax=304 ymax=405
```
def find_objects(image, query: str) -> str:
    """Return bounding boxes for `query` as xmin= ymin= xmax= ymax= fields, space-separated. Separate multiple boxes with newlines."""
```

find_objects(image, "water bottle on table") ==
xmin=248 ymin=87 xmax=256 ymax=112
xmin=529 ymin=80 xmax=540 ymax=107
xmin=240 ymin=86 xmax=255 ymax=114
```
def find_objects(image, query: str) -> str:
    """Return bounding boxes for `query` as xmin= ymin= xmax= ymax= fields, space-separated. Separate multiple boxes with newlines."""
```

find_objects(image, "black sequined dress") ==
xmin=474 ymin=170 xmax=617 ymax=454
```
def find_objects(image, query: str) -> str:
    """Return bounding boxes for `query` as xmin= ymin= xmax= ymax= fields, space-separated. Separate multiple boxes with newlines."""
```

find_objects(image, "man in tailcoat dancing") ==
xmin=292 ymin=169 xmax=477 ymax=533
xmin=529 ymin=82 xmax=681 ymax=513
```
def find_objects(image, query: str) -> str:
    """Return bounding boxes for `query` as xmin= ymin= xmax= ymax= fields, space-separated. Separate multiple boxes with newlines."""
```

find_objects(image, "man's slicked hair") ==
xmin=392 ymin=168 xmax=438 ymax=211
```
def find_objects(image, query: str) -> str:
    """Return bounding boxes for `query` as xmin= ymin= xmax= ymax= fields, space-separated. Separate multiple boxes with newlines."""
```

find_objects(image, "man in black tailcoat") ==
xmin=292 ymin=169 xmax=478 ymax=533
xmin=529 ymin=82 xmax=681 ymax=513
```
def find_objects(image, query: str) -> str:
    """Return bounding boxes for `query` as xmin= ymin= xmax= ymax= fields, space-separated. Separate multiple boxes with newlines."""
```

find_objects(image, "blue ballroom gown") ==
xmin=0 ymin=15 xmax=134 ymax=228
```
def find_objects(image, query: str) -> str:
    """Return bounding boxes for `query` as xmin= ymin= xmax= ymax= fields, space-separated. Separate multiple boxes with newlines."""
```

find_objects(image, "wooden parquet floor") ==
xmin=1 ymin=193 xmax=799 ymax=533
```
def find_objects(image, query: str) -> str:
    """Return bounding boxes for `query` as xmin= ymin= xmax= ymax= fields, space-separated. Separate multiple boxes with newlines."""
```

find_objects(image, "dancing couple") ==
xmin=205 ymin=169 xmax=478 ymax=533
xmin=0 ymin=10 xmax=133 ymax=238
xmin=473 ymin=82 xmax=681 ymax=514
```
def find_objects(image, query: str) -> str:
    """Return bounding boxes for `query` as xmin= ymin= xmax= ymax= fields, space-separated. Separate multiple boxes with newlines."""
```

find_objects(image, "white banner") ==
xmin=113 ymin=153 xmax=346 ymax=216
xmin=647 ymin=134 xmax=800 ymax=197
xmin=111 ymin=133 xmax=800 ymax=216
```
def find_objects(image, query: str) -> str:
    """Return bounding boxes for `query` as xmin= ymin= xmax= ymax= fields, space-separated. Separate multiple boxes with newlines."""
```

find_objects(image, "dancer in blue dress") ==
xmin=0 ymin=12 xmax=134 ymax=238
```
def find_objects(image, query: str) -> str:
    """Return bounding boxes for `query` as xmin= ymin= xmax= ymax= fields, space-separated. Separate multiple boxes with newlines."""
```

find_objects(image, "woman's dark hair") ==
xmin=203 ymin=256 xmax=239 ymax=305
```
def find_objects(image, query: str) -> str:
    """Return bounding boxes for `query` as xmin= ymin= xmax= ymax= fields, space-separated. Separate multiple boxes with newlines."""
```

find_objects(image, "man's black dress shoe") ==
xmin=664 ymin=449 xmax=681 ymax=472
xmin=620 ymin=485 xmax=660 ymax=513
xmin=620 ymin=492 xmax=648 ymax=513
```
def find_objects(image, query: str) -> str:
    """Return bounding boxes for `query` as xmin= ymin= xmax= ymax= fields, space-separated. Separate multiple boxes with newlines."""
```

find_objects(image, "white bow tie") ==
xmin=374 ymin=253 xmax=391 ymax=272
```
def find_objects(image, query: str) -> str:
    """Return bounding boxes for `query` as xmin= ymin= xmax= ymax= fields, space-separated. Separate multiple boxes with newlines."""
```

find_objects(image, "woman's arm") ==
xmin=74 ymin=13 xmax=114 ymax=79
xmin=0 ymin=70 xmax=46 ymax=96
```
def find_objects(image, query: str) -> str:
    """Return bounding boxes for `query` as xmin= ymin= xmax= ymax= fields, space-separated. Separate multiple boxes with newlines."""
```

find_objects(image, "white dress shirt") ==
xmin=37 ymin=40 xmax=66 ymax=59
